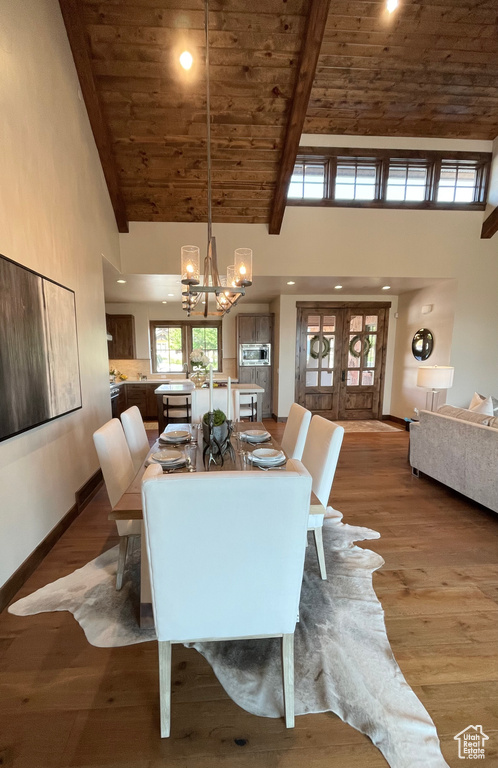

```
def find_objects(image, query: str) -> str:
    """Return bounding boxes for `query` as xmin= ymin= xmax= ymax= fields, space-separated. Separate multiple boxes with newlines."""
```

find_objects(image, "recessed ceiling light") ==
xmin=386 ymin=0 xmax=398 ymax=12
xmin=287 ymin=281 xmax=295 ymax=285
xmin=116 ymin=279 xmax=126 ymax=284
xmin=201 ymin=300 xmax=206 ymax=304
xmin=167 ymin=293 xmax=174 ymax=296
xmin=179 ymin=51 xmax=193 ymax=70
xmin=334 ymin=285 xmax=343 ymax=289
xmin=382 ymin=285 xmax=391 ymax=290
xmin=162 ymin=301 xmax=167 ymax=304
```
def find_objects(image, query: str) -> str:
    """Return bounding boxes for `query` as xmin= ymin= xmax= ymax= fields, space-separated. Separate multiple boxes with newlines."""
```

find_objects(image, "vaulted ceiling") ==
xmin=60 ymin=0 xmax=498 ymax=234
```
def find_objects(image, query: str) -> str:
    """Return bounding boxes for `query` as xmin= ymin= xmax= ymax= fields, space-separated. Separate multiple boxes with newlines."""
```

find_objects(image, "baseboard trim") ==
xmin=382 ymin=414 xmax=406 ymax=427
xmin=76 ymin=468 xmax=103 ymax=510
xmin=0 ymin=468 xmax=103 ymax=613
xmin=272 ymin=414 xmax=287 ymax=423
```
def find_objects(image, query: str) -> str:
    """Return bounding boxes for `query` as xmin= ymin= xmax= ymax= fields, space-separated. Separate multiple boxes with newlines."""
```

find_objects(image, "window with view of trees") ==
xmin=288 ymin=148 xmax=490 ymax=210
xmin=150 ymin=321 xmax=222 ymax=374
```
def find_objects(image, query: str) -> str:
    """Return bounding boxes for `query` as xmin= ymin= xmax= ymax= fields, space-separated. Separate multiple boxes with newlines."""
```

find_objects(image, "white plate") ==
xmin=160 ymin=430 xmax=190 ymax=442
xmin=242 ymin=429 xmax=270 ymax=442
xmin=151 ymin=449 xmax=183 ymax=464
xmin=252 ymin=448 xmax=283 ymax=461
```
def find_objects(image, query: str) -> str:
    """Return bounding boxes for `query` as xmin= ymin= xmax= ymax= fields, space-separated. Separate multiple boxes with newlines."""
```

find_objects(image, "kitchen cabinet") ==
xmin=238 ymin=367 xmax=272 ymax=418
xmin=237 ymin=314 xmax=272 ymax=344
xmin=117 ymin=385 xmax=127 ymax=417
xmin=106 ymin=314 xmax=136 ymax=360
xmin=236 ymin=313 xmax=273 ymax=418
xmin=117 ymin=383 xmax=159 ymax=421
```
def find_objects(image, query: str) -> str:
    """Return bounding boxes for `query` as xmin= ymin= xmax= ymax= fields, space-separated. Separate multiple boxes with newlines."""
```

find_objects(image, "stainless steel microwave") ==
xmin=239 ymin=343 xmax=271 ymax=367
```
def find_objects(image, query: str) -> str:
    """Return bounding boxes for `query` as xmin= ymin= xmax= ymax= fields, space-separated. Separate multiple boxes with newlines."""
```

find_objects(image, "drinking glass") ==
xmin=184 ymin=443 xmax=197 ymax=472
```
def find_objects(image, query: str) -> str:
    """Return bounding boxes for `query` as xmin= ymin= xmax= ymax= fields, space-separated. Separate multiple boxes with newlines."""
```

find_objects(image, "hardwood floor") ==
xmin=1 ymin=424 xmax=497 ymax=768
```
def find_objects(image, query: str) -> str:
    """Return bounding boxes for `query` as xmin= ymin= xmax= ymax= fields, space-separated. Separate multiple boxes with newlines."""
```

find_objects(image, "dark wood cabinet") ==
xmin=238 ymin=367 xmax=272 ymax=419
xmin=106 ymin=314 xmax=136 ymax=360
xmin=117 ymin=383 xmax=159 ymax=421
xmin=237 ymin=313 xmax=273 ymax=418
xmin=237 ymin=313 xmax=272 ymax=344
xmin=117 ymin=385 xmax=127 ymax=416
xmin=124 ymin=384 xmax=148 ymax=419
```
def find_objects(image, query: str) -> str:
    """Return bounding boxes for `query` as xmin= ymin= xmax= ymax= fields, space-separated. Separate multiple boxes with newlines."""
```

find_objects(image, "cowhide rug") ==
xmin=9 ymin=513 xmax=448 ymax=768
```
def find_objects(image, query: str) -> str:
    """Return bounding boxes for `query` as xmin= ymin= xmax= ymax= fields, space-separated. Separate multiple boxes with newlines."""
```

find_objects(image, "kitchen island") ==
xmin=154 ymin=382 xmax=264 ymax=434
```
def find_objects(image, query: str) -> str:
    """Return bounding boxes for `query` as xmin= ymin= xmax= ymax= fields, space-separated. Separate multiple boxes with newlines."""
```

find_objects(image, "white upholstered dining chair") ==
xmin=190 ymin=387 xmax=237 ymax=423
xmin=281 ymin=403 xmax=311 ymax=460
xmin=233 ymin=389 xmax=257 ymax=422
xmin=141 ymin=461 xmax=312 ymax=737
xmin=301 ymin=415 xmax=345 ymax=580
xmin=93 ymin=419 xmax=141 ymax=590
xmin=121 ymin=405 xmax=150 ymax=473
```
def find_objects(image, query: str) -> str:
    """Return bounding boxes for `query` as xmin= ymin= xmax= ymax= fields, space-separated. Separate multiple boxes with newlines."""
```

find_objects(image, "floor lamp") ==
xmin=417 ymin=366 xmax=455 ymax=411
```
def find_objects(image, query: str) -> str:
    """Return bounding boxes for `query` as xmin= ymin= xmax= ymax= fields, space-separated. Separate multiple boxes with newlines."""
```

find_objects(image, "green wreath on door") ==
xmin=309 ymin=335 xmax=330 ymax=360
xmin=349 ymin=334 xmax=372 ymax=358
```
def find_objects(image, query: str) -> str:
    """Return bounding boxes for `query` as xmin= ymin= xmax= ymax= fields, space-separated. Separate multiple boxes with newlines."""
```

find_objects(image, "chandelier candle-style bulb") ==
xmin=234 ymin=248 xmax=253 ymax=287
xmin=181 ymin=246 xmax=200 ymax=285
xmin=226 ymin=265 xmax=236 ymax=289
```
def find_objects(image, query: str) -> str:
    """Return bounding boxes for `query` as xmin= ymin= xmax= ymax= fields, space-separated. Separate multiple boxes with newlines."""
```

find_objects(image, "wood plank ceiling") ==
xmin=306 ymin=0 xmax=498 ymax=139
xmin=62 ymin=0 xmax=498 ymax=230
xmin=77 ymin=0 xmax=309 ymax=226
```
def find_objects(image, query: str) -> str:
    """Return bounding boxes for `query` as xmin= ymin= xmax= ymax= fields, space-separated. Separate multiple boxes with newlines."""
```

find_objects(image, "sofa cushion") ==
xmin=437 ymin=404 xmax=491 ymax=426
xmin=488 ymin=417 xmax=498 ymax=431
xmin=470 ymin=392 xmax=498 ymax=416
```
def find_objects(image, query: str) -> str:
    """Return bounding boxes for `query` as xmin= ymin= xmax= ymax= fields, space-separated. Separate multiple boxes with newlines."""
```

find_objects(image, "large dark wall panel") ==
xmin=0 ymin=255 xmax=82 ymax=442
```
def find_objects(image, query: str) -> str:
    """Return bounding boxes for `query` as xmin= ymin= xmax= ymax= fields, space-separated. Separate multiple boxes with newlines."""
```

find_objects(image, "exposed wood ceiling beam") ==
xmin=58 ymin=0 xmax=128 ymax=233
xmin=481 ymin=206 xmax=498 ymax=239
xmin=269 ymin=0 xmax=331 ymax=236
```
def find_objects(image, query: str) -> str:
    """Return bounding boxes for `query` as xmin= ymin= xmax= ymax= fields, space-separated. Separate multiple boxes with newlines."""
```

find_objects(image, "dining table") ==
xmin=109 ymin=421 xmax=290 ymax=628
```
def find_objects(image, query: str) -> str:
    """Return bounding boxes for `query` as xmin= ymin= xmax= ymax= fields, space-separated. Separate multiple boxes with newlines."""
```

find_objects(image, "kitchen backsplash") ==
xmin=109 ymin=358 xmax=237 ymax=380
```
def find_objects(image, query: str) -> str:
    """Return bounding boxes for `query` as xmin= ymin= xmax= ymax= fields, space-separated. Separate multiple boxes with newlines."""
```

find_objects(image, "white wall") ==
xmin=0 ymin=0 xmax=119 ymax=587
xmin=105 ymin=301 xmax=270 ymax=369
xmin=119 ymin=207 xmax=498 ymax=410
xmin=391 ymin=281 xmax=457 ymax=417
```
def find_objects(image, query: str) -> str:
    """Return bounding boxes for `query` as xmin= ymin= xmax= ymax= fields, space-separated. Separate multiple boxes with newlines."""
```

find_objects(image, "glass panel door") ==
xmin=339 ymin=307 xmax=387 ymax=420
xmin=297 ymin=308 xmax=344 ymax=420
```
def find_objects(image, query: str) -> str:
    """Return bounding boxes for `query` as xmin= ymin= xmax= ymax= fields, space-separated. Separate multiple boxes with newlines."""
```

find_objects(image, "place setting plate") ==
xmin=159 ymin=430 xmax=191 ymax=445
xmin=248 ymin=448 xmax=286 ymax=467
xmin=149 ymin=449 xmax=186 ymax=470
xmin=241 ymin=429 xmax=271 ymax=444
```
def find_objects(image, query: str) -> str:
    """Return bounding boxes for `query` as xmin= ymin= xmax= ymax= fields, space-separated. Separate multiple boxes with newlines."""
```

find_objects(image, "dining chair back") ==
xmin=190 ymin=387 xmax=236 ymax=423
xmin=233 ymin=389 xmax=257 ymax=422
xmin=93 ymin=418 xmax=141 ymax=589
xmin=281 ymin=403 xmax=311 ymax=460
xmin=141 ymin=460 xmax=312 ymax=736
xmin=300 ymin=415 xmax=345 ymax=580
xmin=121 ymin=405 xmax=150 ymax=472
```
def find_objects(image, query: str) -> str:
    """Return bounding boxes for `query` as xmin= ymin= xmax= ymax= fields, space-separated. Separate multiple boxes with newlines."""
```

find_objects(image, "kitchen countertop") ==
xmin=110 ymin=378 xmax=239 ymax=389
xmin=154 ymin=382 xmax=261 ymax=393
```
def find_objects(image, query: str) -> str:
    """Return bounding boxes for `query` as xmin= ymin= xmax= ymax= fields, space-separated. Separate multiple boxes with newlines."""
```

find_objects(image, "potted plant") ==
xmin=190 ymin=348 xmax=211 ymax=388
xmin=202 ymin=408 xmax=229 ymax=457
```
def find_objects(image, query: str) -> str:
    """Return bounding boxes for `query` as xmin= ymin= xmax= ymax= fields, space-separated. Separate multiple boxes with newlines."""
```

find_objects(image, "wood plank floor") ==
xmin=1 ymin=424 xmax=497 ymax=768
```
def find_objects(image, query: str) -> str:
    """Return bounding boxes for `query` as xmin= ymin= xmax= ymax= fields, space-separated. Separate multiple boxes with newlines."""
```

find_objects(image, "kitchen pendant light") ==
xmin=180 ymin=0 xmax=252 ymax=317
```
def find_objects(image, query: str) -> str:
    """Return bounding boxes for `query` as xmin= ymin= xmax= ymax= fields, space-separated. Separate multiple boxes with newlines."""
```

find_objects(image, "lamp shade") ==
xmin=416 ymin=366 xmax=454 ymax=389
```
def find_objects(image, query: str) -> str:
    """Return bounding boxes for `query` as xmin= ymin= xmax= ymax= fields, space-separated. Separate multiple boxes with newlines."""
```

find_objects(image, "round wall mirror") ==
xmin=412 ymin=328 xmax=434 ymax=361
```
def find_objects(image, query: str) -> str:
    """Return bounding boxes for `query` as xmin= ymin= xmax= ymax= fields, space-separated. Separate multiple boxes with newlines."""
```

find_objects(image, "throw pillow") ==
xmin=469 ymin=391 xmax=498 ymax=416
xmin=469 ymin=392 xmax=483 ymax=410
xmin=469 ymin=395 xmax=494 ymax=417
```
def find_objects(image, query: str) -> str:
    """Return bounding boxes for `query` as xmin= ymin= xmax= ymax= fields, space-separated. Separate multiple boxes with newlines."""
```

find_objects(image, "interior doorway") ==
xmin=296 ymin=302 xmax=390 ymax=420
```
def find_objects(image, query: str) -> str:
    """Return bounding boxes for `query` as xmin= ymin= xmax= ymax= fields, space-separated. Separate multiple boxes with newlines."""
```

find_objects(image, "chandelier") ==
xmin=180 ymin=0 xmax=252 ymax=317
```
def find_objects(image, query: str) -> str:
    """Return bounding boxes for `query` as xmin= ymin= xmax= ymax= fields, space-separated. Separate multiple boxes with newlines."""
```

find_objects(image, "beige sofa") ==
xmin=410 ymin=407 xmax=498 ymax=513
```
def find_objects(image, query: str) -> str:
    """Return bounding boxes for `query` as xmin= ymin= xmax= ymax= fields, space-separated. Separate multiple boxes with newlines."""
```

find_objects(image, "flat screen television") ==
xmin=0 ymin=254 xmax=82 ymax=442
